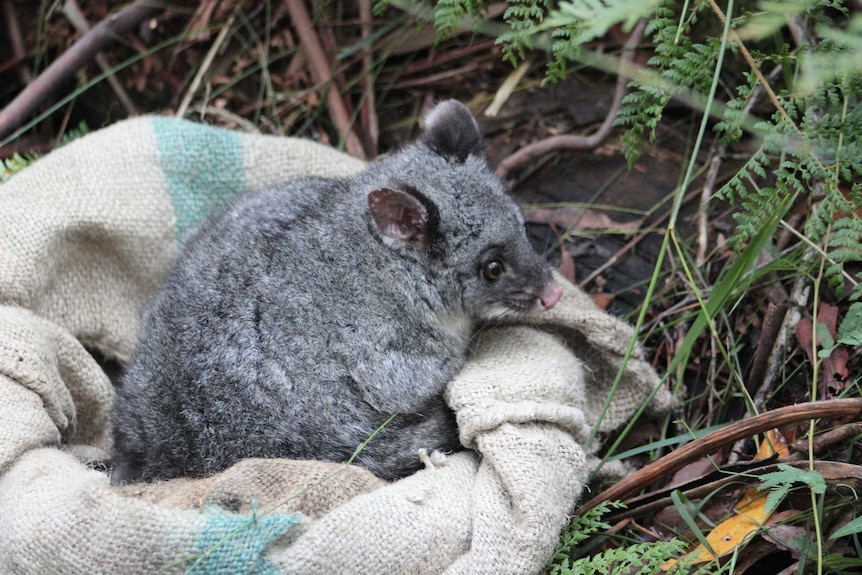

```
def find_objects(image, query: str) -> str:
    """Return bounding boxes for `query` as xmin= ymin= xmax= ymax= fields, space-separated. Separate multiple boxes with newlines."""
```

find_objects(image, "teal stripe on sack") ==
xmin=153 ymin=117 xmax=245 ymax=238
xmin=187 ymin=507 xmax=301 ymax=575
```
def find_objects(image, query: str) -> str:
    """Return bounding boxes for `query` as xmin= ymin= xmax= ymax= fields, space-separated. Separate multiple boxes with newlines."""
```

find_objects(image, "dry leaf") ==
xmin=795 ymin=304 xmax=850 ymax=399
xmin=522 ymin=206 xmax=642 ymax=232
xmin=590 ymin=292 xmax=614 ymax=310
xmin=661 ymin=430 xmax=790 ymax=571
xmin=557 ymin=242 xmax=576 ymax=283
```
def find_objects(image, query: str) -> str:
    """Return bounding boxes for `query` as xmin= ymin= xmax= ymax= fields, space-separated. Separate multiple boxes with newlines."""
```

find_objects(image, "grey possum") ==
xmin=110 ymin=100 xmax=563 ymax=485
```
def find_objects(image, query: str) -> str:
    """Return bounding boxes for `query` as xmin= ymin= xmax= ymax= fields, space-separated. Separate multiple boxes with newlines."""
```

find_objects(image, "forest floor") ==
xmin=2 ymin=1 xmax=862 ymax=573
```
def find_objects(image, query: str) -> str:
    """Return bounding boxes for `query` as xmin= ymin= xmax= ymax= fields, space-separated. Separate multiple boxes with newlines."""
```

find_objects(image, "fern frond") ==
xmin=60 ymin=121 xmax=90 ymax=145
xmin=548 ymin=0 xmax=660 ymax=46
xmin=757 ymin=464 xmax=826 ymax=514
xmin=433 ymin=0 xmax=484 ymax=41
xmin=546 ymin=501 xmax=693 ymax=575
xmin=495 ymin=0 xmax=552 ymax=66
xmin=1 ymin=152 xmax=39 ymax=182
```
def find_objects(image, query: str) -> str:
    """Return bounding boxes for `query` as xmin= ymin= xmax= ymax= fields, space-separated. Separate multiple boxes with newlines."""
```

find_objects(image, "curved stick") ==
xmin=0 ymin=0 xmax=192 ymax=141
xmin=495 ymin=19 xmax=645 ymax=179
xmin=285 ymin=0 xmax=368 ymax=160
xmin=575 ymin=398 xmax=862 ymax=515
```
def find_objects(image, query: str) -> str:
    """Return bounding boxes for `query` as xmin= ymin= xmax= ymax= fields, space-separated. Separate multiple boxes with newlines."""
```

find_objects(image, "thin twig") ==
xmin=696 ymin=139 xmax=722 ymax=265
xmin=63 ymin=0 xmax=139 ymax=116
xmin=0 ymin=0 xmax=193 ymax=141
xmin=176 ymin=9 xmax=236 ymax=118
xmin=484 ymin=61 xmax=531 ymax=117
xmin=51 ymin=103 xmax=74 ymax=149
xmin=753 ymin=260 xmax=813 ymax=410
xmin=495 ymin=19 xmax=645 ymax=179
xmin=790 ymin=423 xmax=862 ymax=456
xmin=388 ymin=62 xmax=491 ymax=89
xmin=578 ymin=186 xmax=704 ymax=289
xmin=286 ymin=0 xmax=367 ymax=160
xmin=358 ymin=0 xmax=378 ymax=156
xmin=376 ymin=39 xmax=497 ymax=81
xmin=4 ymin=0 xmax=31 ymax=84
xmin=193 ymin=104 xmax=261 ymax=133
xmin=745 ymin=283 xmax=789 ymax=399
xmin=704 ymin=0 xmax=793 ymax=126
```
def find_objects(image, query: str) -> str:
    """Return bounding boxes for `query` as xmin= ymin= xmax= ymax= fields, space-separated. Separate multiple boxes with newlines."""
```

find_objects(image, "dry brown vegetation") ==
xmin=3 ymin=1 xmax=862 ymax=573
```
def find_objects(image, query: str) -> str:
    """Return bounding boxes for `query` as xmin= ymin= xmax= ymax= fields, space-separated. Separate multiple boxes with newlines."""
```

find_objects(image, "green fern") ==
xmin=822 ymin=553 xmax=862 ymax=571
xmin=433 ymin=0 xmax=485 ymax=41
xmin=614 ymin=0 xmax=718 ymax=165
xmin=757 ymin=464 xmax=827 ymax=515
xmin=802 ymin=77 xmax=862 ymax=297
xmin=551 ymin=0 xmax=658 ymax=44
xmin=548 ymin=500 xmax=622 ymax=565
xmin=414 ymin=0 xmax=660 ymax=84
xmin=542 ymin=0 xmax=660 ymax=84
xmin=546 ymin=501 xmax=691 ymax=575
xmin=60 ymin=120 xmax=90 ymax=145
xmin=1 ymin=121 xmax=89 ymax=182
xmin=702 ymin=4 xmax=862 ymax=298
xmin=496 ymin=0 xmax=553 ymax=66
xmin=713 ymin=71 xmax=758 ymax=145
xmin=546 ymin=21 xmax=578 ymax=83
xmin=1 ymin=152 xmax=38 ymax=182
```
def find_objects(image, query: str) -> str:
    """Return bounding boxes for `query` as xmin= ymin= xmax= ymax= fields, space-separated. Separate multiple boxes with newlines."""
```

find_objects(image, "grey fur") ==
xmin=110 ymin=100 xmax=562 ymax=484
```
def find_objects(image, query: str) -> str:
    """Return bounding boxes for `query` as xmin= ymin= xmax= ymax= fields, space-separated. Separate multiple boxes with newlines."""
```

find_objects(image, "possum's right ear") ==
xmin=368 ymin=187 xmax=428 ymax=246
xmin=419 ymin=100 xmax=486 ymax=163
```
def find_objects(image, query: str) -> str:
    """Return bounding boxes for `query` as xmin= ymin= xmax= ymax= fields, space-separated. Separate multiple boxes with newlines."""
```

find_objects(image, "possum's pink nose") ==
xmin=539 ymin=280 xmax=563 ymax=309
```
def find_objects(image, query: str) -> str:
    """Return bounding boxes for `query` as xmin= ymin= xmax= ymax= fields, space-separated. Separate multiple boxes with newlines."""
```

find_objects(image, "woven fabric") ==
xmin=0 ymin=117 xmax=673 ymax=574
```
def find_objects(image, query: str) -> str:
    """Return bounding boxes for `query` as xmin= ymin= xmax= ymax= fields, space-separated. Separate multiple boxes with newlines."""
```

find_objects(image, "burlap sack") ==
xmin=0 ymin=116 xmax=674 ymax=574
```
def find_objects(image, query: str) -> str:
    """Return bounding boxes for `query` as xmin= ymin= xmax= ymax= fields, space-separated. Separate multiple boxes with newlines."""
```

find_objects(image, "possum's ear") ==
xmin=419 ymin=100 xmax=486 ymax=162
xmin=368 ymin=187 xmax=428 ymax=245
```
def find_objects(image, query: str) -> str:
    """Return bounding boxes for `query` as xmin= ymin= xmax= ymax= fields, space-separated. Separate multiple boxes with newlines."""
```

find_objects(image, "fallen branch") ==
xmin=286 ymin=0 xmax=368 ymax=160
xmin=63 ymin=0 xmax=139 ymax=117
xmin=0 ymin=0 xmax=192 ymax=141
xmin=495 ymin=19 xmax=645 ymax=179
xmin=4 ymin=0 xmax=31 ymax=85
xmin=608 ymin=459 xmax=862 ymax=523
xmin=358 ymin=0 xmax=378 ymax=156
xmin=575 ymin=398 xmax=862 ymax=515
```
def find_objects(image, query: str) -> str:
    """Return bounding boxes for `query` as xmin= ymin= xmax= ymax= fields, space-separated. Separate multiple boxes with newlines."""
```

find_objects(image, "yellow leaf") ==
xmin=756 ymin=427 xmax=790 ymax=459
xmin=660 ymin=429 xmax=788 ymax=571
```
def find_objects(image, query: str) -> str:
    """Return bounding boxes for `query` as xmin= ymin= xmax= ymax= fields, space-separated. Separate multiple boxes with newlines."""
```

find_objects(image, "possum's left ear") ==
xmin=367 ymin=187 xmax=430 ymax=247
xmin=419 ymin=100 xmax=486 ymax=162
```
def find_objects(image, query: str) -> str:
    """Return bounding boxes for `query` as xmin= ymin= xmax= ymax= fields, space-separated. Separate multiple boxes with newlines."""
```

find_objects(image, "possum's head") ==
xmin=366 ymin=100 xmax=562 ymax=321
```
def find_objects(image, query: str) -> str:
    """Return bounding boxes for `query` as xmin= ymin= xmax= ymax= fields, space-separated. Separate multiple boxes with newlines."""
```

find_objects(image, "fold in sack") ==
xmin=0 ymin=116 xmax=674 ymax=574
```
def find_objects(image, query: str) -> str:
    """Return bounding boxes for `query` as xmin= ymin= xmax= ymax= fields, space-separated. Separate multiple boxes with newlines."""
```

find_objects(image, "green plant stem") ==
xmin=779 ymin=219 xmax=859 ymax=289
xmin=809 ymin=233 xmax=829 ymax=575
xmin=670 ymin=0 xmax=733 ymax=229
xmin=586 ymin=237 xmax=677 ymax=467
xmin=669 ymin=228 xmax=756 ymax=414
xmin=704 ymin=0 xmax=792 ymax=126
xmin=588 ymin=0 xmax=736 ymax=463
xmin=673 ymin=0 xmax=691 ymax=45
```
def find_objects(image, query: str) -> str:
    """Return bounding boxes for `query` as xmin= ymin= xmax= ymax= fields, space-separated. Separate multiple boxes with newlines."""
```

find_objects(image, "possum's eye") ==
xmin=481 ymin=260 xmax=505 ymax=282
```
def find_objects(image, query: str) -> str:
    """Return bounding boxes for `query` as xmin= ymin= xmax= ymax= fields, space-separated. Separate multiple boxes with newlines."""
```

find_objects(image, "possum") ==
xmin=110 ymin=100 xmax=563 ymax=484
